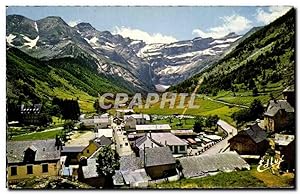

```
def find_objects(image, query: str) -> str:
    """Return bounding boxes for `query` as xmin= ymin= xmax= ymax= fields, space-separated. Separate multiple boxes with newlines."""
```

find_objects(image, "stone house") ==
xmin=139 ymin=147 xmax=176 ymax=179
xmin=124 ymin=114 xmax=150 ymax=129
xmin=229 ymin=122 xmax=269 ymax=155
xmin=264 ymin=100 xmax=294 ymax=133
xmin=7 ymin=139 xmax=61 ymax=183
xmin=135 ymin=132 xmax=188 ymax=156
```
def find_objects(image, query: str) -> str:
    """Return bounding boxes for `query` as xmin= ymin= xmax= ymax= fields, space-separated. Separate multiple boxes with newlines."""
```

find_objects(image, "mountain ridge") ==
xmin=6 ymin=14 xmax=244 ymax=91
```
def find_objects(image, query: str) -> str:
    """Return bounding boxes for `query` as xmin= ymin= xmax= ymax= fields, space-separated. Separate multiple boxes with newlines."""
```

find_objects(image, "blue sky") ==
xmin=6 ymin=6 xmax=291 ymax=43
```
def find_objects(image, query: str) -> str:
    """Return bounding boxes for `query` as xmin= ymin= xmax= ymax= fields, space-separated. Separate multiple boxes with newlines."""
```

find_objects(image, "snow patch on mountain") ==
xmin=157 ymin=65 xmax=182 ymax=75
xmin=157 ymin=61 xmax=198 ymax=75
xmin=89 ymin=37 xmax=99 ymax=44
xmin=99 ymin=42 xmax=116 ymax=51
xmin=129 ymin=40 xmax=142 ymax=45
xmin=84 ymin=36 xmax=99 ymax=46
xmin=21 ymin=35 xmax=39 ymax=49
xmin=105 ymin=42 xmax=116 ymax=48
xmin=165 ymin=42 xmax=192 ymax=48
xmin=166 ymin=48 xmax=216 ymax=60
xmin=212 ymin=44 xmax=231 ymax=48
xmin=210 ymin=36 xmax=241 ymax=45
xmin=6 ymin=34 xmax=16 ymax=46
xmin=34 ymin=22 xmax=39 ymax=33
xmin=135 ymin=34 xmax=241 ymax=85
xmin=155 ymin=84 xmax=170 ymax=92
xmin=137 ymin=43 xmax=164 ymax=58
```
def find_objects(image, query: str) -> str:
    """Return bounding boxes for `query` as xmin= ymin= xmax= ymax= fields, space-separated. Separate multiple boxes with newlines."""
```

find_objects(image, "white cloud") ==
xmin=192 ymin=14 xmax=252 ymax=39
xmin=68 ymin=20 xmax=81 ymax=27
xmin=256 ymin=6 xmax=291 ymax=25
xmin=113 ymin=26 xmax=177 ymax=44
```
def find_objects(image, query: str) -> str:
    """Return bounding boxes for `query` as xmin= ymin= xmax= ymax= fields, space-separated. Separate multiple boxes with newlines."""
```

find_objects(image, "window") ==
xmin=24 ymin=148 xmax=36 ymax=163
xmin=11 ymin=166 xmax=17 ymax=176
xmin=42 ymin=164 xmax=48 ymax=173
xmin=125 ymin=143 xmax=129 ymax=146
xmin=179 ymin=145 xmax=186 ymax=151
xmin=27 ymin=165 xmax=33 ymax=174
xmin=87 ymin=149 xmax=90 ymax=154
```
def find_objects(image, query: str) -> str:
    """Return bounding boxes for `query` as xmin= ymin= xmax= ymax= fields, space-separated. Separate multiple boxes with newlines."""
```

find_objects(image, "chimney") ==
xmin=55 ymin=135 xmax=61 ymax=150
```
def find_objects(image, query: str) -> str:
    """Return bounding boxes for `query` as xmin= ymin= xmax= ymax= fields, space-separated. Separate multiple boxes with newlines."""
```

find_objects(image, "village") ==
xmin=6 ymin=86 xmax=295 ymax=189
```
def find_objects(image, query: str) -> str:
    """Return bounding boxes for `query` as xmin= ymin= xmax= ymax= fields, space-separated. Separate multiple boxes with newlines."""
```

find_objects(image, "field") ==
xmin=135 ymin=96 xmax=240 ymax=126
xmin=151 ymin=166 xmax=294 ymax=189
xmin=8 ymin=116 xmax=65 ymax=138
xmin=10 ymin=128 xmax=63 ymax=141
xmin=210 ymin=82 xmax=284 ymax=107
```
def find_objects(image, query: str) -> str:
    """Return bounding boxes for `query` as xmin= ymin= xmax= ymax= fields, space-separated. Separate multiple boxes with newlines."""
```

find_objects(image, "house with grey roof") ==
xmin=134 ymin=132 xmax=188 ymax=156
xmin=79 ymin=153 xmax=150 ymax=188
xmin=94 ymin=135 xmax=113 ymax=147
xmin=229 ymin=122 xmax=269 ymax=155
xmin=113 ymin=154 xmax=150 ymax=188
xmin=139 ymin=147 xmax=177 ymax=179
xmin=264 ymin=99 xmax=294 ymax=133
xmin=179 ymin=152 xmax=250 ymax=178
xmin=135 ymin=135 xmax=161 ymax=150
xmin=81 ymin=115 xmax=110 ymax=129
xmin=77 ymin=158 xmax=106 ymax=188
xmin=61 ymin=136 xmax=112 ymax=166
xmin=7 ymin=139 xmax=61 ymax=183
xmin=124 ymin=114 xmax=150 ymax=129
xmin=61 ymin=146 xmax=87 ymax=165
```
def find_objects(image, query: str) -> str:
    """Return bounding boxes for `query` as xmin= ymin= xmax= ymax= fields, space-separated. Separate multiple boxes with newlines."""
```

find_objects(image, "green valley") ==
xmin=7 ymin=47 xmax=129 ymax=113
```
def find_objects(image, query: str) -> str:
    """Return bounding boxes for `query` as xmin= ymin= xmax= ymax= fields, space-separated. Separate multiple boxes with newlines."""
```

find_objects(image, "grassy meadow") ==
xmin=135 ymin=96 xmax=240 ymax=126
xmin=151 ymin=166 xmax=294 ymax=189
xmin=208 ymin=81 xmax=284 ymax=107
xmin=10 ymin=128 xmax=63 ymax=141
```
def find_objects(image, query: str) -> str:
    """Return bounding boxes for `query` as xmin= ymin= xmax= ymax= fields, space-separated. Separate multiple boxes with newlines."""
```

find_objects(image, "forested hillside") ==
xmin=6 ymin=47 xmax=131 ymax=112
xmin=170 ymin=8 xmax=295 ymax=102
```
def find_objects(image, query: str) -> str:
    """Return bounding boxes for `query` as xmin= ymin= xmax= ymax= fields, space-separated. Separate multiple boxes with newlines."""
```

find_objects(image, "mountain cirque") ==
xmin=6 ymin=15 xmax=242 ymax=91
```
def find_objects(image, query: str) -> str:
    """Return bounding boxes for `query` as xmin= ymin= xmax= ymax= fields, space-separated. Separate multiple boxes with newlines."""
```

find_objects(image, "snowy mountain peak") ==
xmin=6 ymin=14 xmax=244 ymax=91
